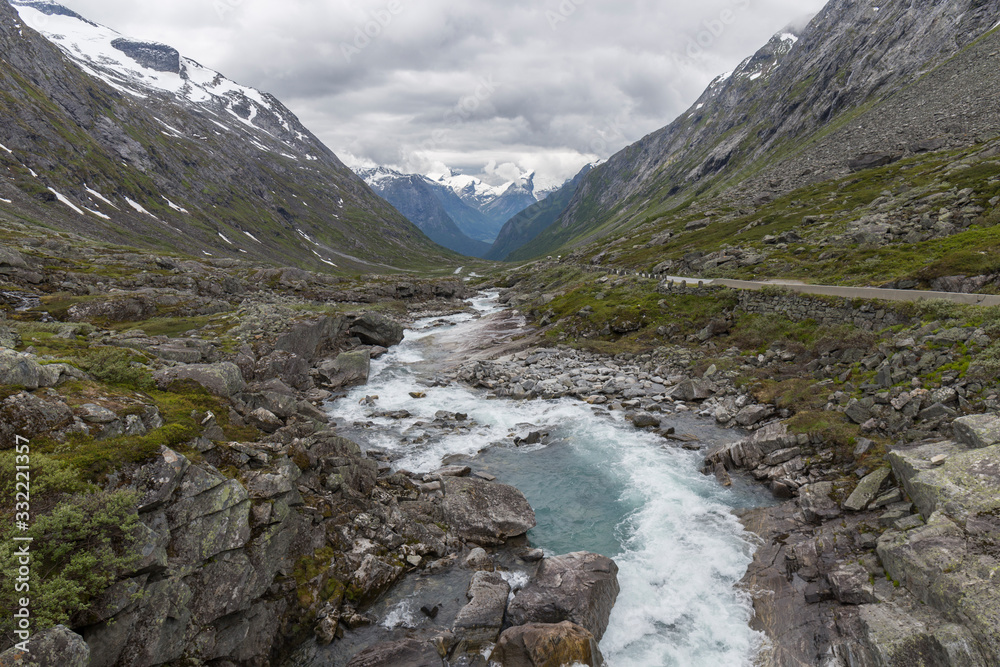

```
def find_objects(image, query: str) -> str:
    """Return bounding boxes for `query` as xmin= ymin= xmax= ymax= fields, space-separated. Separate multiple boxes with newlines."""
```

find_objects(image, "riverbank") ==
xmin=287 ymin=295 xmax=770 ymax=666
xmin=479 ymin=264 xmax=1000 ymax=665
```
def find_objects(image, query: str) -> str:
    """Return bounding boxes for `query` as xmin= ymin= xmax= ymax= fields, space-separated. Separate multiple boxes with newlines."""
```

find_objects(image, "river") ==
xmin=321 ymin=292 xmax=772 ymax=666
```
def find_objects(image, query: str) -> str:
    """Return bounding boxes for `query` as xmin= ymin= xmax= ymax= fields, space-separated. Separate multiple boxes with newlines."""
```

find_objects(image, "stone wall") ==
xmin=736 ymin=289 xmax=916 ymax=330
xmin=658 ymin=281 xmax=917 ymax=330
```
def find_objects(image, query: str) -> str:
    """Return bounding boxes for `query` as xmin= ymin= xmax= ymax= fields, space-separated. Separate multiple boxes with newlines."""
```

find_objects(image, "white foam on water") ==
xmin=379 ymin=598 xmax=418 ymax=630
xmin=328 ymin=293 xmax=763 ymax=666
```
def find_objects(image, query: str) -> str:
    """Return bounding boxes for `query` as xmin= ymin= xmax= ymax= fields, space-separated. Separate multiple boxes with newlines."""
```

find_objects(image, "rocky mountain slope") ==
xmin=516 ymin=0 xmax=1000 ymax=263
xmin=0 ymin=0 xmax=455 ymax=273
xmin=490 ymin=164 xmax=594 ymax=261
xmin=356 ymin=167 xmax=491 ymax=257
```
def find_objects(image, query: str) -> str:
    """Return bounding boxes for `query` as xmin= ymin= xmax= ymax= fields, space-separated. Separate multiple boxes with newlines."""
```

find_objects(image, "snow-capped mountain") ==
xmin=10 ymin=0 xmax=311 ymax=152
xmin=0 ymin=0 xmax=451 ymax=270
xmin=357 ymin=167 xmax=491 ymax=258
xmin=426 ymin=171 xmax=538 ymax=243
xmin=426 ymin=170 xmax=540 ymax=238
xmin=356 ymin=166 xmax=541 ymax=244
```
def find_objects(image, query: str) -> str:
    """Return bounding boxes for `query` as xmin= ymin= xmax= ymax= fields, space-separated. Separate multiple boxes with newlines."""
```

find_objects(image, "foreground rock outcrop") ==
xmin=735 ymin=413 xmax=1000 ymax=666
xmin=490 ymin=621 xmax=606 ymax=667
xmin=343 ymin=550 xmax=618 ymax=667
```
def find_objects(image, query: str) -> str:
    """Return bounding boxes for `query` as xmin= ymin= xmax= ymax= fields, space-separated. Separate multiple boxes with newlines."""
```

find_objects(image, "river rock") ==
xmin=952 ymin=414 xmax=1000 ymax=449
xmin=843 ymin=467 xmax=892 ymax=511
xmin=346 ymin=637 xmax=443 ymax=667
xmin=316 ymin=350 xmax=370 ymax=389
xmin=464 ymin=547 xmax=493 ymax=570
xmin=442 ymin=477 xmax=536 ymax=546
xmin=630 ymin=412 xmax=660 ymax=428
xmin=735 ymin=404 xmax=773 ymax=426
xmin=452 ymin=571 xmax=511 ymax=651
xmin=153 ymin=362 xmax=246 ymax=398
xmin=349 ymin=312 xmax=404 ymax=347
xmin=0 ymin=625 xmax=89 ymax=667
xmin=490 ymin=621 xmax=606 ymax=667
xmin=704 ymin=422 xmax=796 ymax=472
xmin=671 ymin=378 xmax=715 ymax=401
xmin=506 ymin=552 xmax=620 ymax=641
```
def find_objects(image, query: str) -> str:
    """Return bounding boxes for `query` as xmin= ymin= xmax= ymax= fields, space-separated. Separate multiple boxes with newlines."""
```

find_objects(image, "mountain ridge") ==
xmin=516 ymin=0 xmax=1000 ymax=260
xmin=0 ymin=0 xmax=455 ymax=272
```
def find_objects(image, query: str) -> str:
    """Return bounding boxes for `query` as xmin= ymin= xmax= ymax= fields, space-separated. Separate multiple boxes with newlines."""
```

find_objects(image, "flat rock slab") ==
xmin=346 ymin=637 xmax=443 ymax=667
xmin=506 ymin=551 xmax=620 ymax=641
xmin=442 ymin=477 xmax=535 ymax=546
xmin=953 ymin=414 xmax=1000 ymax=449
xmin=153 ymin=362 xmax=246 ymax=398
xmin=844 ymin=467 xmax=892 ymax=512
xmin=888 ymin=442 xmax=1000 ymax=520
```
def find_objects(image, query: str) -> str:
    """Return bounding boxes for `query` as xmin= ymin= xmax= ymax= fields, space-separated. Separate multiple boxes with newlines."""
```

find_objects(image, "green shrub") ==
xmin=79 ymin=348 xmax=153 ymax=391
xmin=0 ymin=453 xmax=140 ymax=643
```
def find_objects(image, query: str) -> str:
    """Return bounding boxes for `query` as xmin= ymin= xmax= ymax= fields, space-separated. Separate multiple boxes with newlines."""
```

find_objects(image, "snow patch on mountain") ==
xmin=124 ymin=196 xmax=156 ymax=218
xmin=84 ymin=207 xmax=110 ymax=220
xmin=85 ymin=185 xmax=117 ymax=208
xmin=47 ymin=187 xmax=83 ymax=214
xmin=163 ymin=197 xmax=188 ymax=214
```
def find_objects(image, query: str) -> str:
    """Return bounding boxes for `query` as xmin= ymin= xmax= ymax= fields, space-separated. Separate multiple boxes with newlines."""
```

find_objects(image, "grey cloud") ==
xmin=62 ymin=0 xmax=827 ymax=188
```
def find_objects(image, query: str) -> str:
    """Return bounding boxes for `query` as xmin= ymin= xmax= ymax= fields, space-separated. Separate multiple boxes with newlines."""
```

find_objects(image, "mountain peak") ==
xmin=9 ymin=0 xmax=314 ymax=153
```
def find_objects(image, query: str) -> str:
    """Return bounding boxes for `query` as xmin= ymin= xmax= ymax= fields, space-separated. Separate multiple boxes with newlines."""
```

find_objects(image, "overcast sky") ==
xmin=59 ymin=0 xmax=826 ymax=189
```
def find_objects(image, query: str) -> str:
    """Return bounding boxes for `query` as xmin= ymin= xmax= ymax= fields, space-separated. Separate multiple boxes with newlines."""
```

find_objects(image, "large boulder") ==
xmin=67 ymin=297 xmax=157 ymax=323
xmin=452 ymin=571 xmax=511 ymax=650
xmin=315 ymin=350 xmax=370 ymax=389
xmin=0 ymin=349 xmax=44 ymax=389
xmin=0 ymin=625 xmax=89 ymax=667
xmin=153 ymin=362 xmax=246 ymax=398
xmin=253 ymin=350 xmax=311 ymax=389
xmin=670 ymin=378 xmax=715 ymax=402
xmin=0 ymin=391 xmax=73 ymax=442
xmin=275 ymin=316 xmax=347 ymax=363
xmin=489 ymin=621 xmax=606 ymax=667
xmin=0 ymin=246 xmax=29 ymax=270
xmin=347 ymin=637 xmax=443 ymax=667
xmin=0 ymin=322 xmax=21 ymax=349
xmin=349 ymin=312 xmax=404 ymax=347
xmin=442 ymin=477 xmax=536 ymax=546
xmin=506 ymin=552 xmax=620 ymax=641
xmin=887 ymin=441 xmax=1000 ymax=521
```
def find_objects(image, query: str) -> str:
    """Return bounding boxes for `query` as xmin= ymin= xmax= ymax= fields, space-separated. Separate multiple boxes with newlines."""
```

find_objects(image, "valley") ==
xmin=3 ymin=0 xmax=1000 ymax=666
